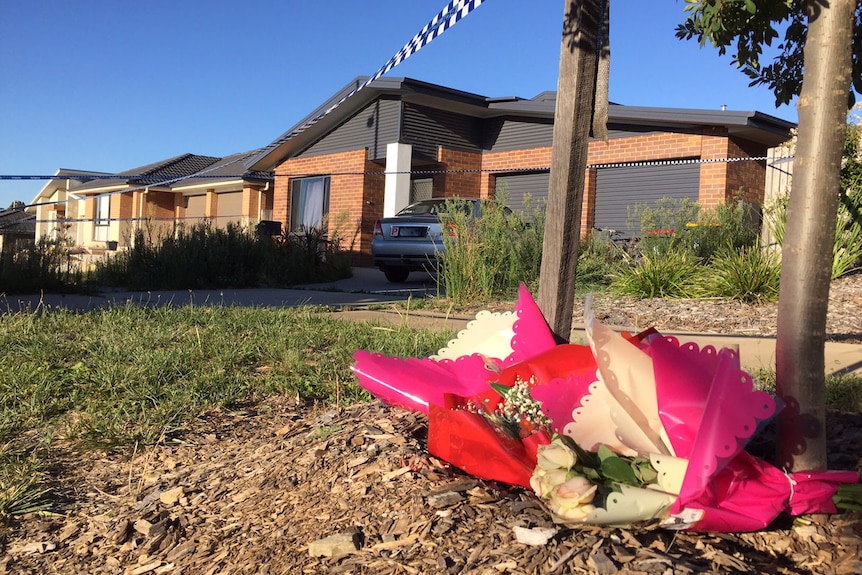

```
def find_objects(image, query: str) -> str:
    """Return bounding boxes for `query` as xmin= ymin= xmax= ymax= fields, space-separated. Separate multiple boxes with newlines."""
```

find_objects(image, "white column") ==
xmin=383 ymin=143 xmax=412 ymax=217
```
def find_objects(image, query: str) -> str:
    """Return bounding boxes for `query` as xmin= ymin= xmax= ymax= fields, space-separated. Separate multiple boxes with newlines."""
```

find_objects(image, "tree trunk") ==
xmin=537 ymin=0 xmax=603 ymax=341
xmin=776 ymin=0 xmax=855 ymax=472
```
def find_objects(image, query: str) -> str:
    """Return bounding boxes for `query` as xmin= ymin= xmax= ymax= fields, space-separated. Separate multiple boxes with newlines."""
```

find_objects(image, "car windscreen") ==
xmin=396 ymin=200 xmax=475 ymax=216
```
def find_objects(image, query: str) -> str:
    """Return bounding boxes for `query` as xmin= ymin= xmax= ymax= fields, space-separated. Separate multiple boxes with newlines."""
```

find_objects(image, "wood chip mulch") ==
xmin=2 ymin=397 xmax=860 ymax=575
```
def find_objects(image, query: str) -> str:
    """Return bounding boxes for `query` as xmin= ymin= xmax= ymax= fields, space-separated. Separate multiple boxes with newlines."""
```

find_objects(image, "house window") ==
xmin=411 ymin=178 xmax=433 ymax=203
xmin=49 ymin=208 xmax=66 ymax=240
xmin=94 ymin=194 xmax=110 ymax=242
xmin=290 ymin=177 xmax=330 ymax=232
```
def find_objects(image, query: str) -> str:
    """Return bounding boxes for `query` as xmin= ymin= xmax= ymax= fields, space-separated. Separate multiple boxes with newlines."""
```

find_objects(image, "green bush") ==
xmin=629 ymin=197 xmax=700 ymax=258
xmin=704 ymin=244 xmax=781 ymax=303
xmin=685 ymin=198 xmax=761 ymax=262
xmin=825 ymin=372 xmax=862 ymax=412
xmin=833 ymin=201 xmax=862 ymax=279
xmin=761 ymin=123 xmax=862 ymax=279
xmin=610 ymin=249 xmax=704 ymax=298
xmin=763 ymin=190 xmax=862 ymax=280
xmin=575 ymin=229 xmax=627 ymax=288
xmin=630 ymin=195 xmax=760 ymax=263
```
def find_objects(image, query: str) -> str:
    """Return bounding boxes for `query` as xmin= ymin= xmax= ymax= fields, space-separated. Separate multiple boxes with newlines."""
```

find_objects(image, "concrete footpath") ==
xmin=334 ymin=309 xmax=862 ymax=377
xmin=3 ymin=267 xmax=861 ymax=376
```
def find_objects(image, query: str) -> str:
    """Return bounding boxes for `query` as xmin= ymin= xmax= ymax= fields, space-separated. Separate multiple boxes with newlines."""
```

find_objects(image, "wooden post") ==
xmin=537 ymin=0 xmax=602 ymax=342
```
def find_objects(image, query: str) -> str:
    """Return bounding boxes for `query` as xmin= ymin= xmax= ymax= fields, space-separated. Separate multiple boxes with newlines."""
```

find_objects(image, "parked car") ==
xmin=371 ymin=197 xmax=511 ymax=282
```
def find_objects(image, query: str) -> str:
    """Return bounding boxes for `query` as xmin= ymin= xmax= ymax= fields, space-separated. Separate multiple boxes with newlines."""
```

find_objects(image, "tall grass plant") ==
xmin=610 ymin=249 xmax=705 ymax=298
xmin=437 ymin=197 xmax=544 ymax=304
xmin=704 ymin=244 xmax=781 ymax=303
xmin=92 ymin=222 xmax=351 ymax=290
xmin=763 ymin=191 xmax=862 ymax=279
xmin=0 ymin=236 xmax=83 ymax=295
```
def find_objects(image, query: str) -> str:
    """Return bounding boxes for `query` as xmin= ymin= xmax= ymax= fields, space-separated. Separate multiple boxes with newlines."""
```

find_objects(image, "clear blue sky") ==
xmin=0 ymin=0 xmax=800 ymax=209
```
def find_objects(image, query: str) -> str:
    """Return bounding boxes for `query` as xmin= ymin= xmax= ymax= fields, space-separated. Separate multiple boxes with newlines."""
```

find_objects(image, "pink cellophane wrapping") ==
xmin=352 ymin=285 xmax=860 ymax=532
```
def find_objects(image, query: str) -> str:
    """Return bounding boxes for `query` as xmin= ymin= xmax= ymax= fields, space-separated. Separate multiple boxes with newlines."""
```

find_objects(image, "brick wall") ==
xmin=141 ymin=191 xmax=178 ymax=241
xmin=275 ymin=149 xmax=376 ymax=264
xmin=436 ymin=147 xmax=482 ymax=198
xmin=725 ymin=138 xmax=767 ymax=204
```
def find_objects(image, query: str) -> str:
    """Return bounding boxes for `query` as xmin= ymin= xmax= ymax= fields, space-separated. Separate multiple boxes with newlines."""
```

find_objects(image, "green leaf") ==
xmin=597 ymin=444 xmax=616 ymax=462
xmin=743 ymin=0 xmax=756 ymax=14
xmin=635 ymin=461 xmax=659 ymax=485
xmin=833 ymin=483 xmax=862 ymax=512
xmin=561 ymin=436 xmax=600 ymax=469
xmin=600 ymin=457 xmax=640 ymax=486
xmin=488 ymin=382 xmax=510 ymax=398
xmin=578 ymin=466 xmax=602 ymax=482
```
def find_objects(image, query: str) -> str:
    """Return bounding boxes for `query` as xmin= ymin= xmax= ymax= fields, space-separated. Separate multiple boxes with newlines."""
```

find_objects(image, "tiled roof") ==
xmin=127 ymin=153 xmax=221 ymax=185
xmin=170 ymin=150 xmax=274 ymax=188
xmin=74 ymin=153 xmax=222 ymax=192
xmin=171 ymin=150 xmax=274 ymax=188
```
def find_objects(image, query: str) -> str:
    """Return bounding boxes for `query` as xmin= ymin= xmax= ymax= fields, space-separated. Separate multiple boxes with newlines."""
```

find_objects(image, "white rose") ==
xmin=547 ymin=476 xmax=598 ymax=523
xmin=536 ymin=438 xmax=576 ymax=471
xmin=529 ymin=467 xmax=569 ymax=498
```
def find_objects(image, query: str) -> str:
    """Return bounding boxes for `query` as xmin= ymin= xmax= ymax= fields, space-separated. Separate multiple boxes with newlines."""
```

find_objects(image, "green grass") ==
xmin=0 ymin=304 xmax=453 ymax=525
xmin=752 ymin=369 xmax=862 ymax=413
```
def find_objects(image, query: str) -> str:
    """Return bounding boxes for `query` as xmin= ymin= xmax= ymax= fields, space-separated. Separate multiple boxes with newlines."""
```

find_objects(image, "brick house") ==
xmin=249 ymin=76 xmax=794 ymax=266
xmin=30 ymin=151 xmax=274 ymax=256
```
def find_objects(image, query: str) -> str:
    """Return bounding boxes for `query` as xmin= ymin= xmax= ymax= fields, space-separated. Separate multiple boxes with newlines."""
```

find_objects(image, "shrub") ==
xmin=833 ymin=202 xmax=862 ymax=279
xmin=629 ymin=194 xmax=760 ymax=264
xmin=685 ymin=197 xmax=761 ymax=262
xmin=763 ymin=190 xmax=862 ymax=280
xmin=575 ymin=229 xmax=626 ymax=288
xmin=704 ymin=244 xmax=781 ymax=303
xmin=610 ymin=249 xmax=704 ymax=298
xmin=629 ymin=197 xmax=700 ymax=258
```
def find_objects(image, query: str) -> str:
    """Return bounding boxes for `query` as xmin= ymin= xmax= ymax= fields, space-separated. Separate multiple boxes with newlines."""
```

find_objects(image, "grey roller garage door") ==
xmin=495 ymin=171 xmax=550 ymax=216
xmin=594 ymin=161 xmax=700 ymax=237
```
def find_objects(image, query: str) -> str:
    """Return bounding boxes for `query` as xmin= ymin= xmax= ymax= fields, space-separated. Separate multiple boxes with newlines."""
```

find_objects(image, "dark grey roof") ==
xmin=74 ymin=153 xmax=222 ymax=192
xmin=170 ymin=150 xmax=274 ymax=188
xmin=249 ymin=76 xmax=796 ymax=171
xmin=0 ymin=206 xmax=36 ymax=236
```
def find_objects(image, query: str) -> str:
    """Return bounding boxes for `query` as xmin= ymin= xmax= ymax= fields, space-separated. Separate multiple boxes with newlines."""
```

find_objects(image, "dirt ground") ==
xmin=2 ymin=275 xmax=861 ymax=574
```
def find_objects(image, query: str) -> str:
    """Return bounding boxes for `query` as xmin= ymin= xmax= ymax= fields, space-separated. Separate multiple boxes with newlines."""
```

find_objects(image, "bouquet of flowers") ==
xmin=352 ymin=285 xmax=860 ymax=532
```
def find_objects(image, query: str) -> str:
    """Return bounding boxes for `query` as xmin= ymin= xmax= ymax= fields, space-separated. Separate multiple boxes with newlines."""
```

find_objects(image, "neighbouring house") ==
xmin=248 ymin=76 xmax=795 ymax=266
xmin=0 ymin=202 xmax=36 ymax=254
xmin=30 ymin=151 xmax=274 ymax=259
